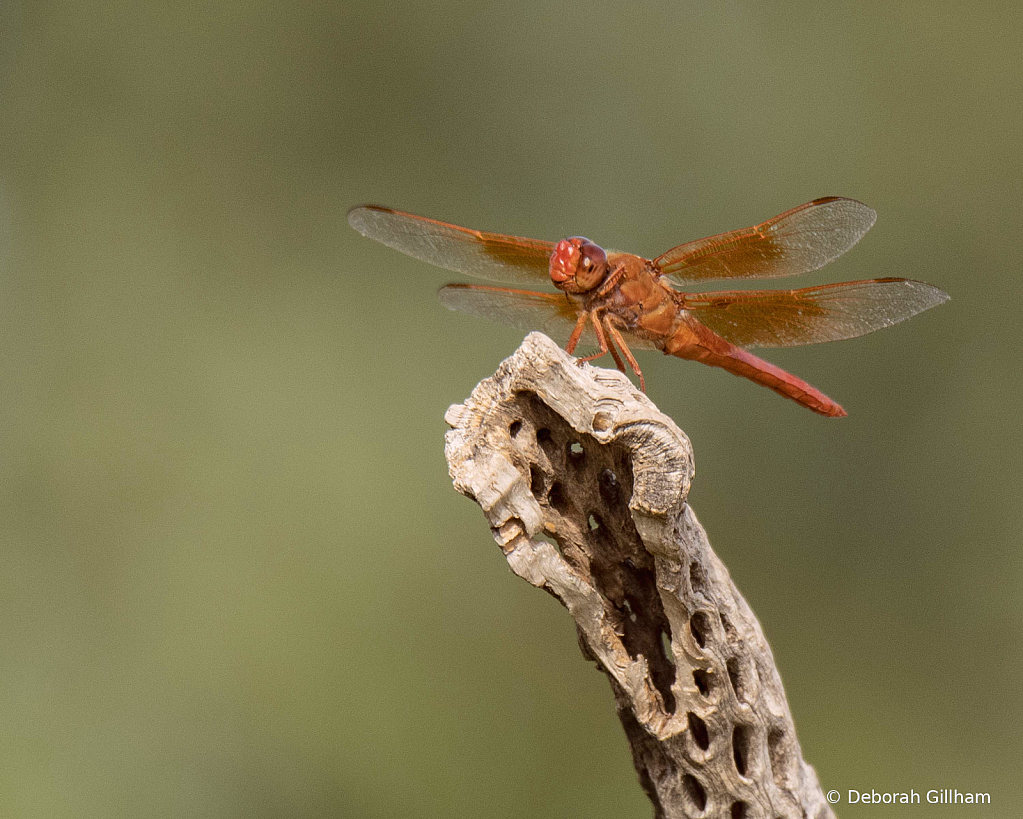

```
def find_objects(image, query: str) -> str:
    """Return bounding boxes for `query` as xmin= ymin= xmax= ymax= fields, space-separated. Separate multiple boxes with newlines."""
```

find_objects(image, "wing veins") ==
xmin=684 ymin=278 xmax=950 ymax=348
xmin=348 ymin=205 xmax=555 ymax=285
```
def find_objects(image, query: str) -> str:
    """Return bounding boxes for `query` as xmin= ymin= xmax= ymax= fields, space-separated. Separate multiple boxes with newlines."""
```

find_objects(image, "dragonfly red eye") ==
xmin=577 ymin=241 xmax=608 ymax=287
xmin=550 ymin=239 xmax=580 ymax=283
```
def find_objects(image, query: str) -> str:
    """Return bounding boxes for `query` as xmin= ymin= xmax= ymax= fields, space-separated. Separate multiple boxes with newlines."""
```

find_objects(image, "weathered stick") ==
xmin=444 ymin=333 xmax=835 ymax=819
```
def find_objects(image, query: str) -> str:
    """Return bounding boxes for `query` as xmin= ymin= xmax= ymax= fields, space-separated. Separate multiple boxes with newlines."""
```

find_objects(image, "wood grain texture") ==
xmin=444 ymin=333 xmax=835 ymax=819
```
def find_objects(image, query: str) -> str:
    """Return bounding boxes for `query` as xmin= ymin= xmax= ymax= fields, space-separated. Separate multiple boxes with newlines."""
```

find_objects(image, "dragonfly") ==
xmin=348 ymin=198 xmax=949 ymax=417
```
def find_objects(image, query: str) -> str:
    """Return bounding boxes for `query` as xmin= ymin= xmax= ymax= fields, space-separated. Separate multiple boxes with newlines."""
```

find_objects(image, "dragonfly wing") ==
xmin=438 ymin=284 xmax=595 ymax=347
xmin=349 ymin=205 xmax=555 ymax=285
xmin=683 ymin=278 xmax=950 ymax=348
xmin=656 ymin=197 xmax=877 ymax=284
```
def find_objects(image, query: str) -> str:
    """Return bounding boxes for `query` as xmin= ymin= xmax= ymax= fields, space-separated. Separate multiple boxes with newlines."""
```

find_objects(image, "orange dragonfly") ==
xmin=348 ymin=198 xmax=949 ymax=417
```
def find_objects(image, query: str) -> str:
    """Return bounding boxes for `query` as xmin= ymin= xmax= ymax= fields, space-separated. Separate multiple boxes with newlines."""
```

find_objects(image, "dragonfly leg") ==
xmin=576 ymin=311 xmax=627 ymax=374
xmin=594 ymin=263 xmax=627 ymax=298
xmin=606 ymin=320 xmax=646 ymax=392
xmin=564 ymin=311 xmax=590 ymax=355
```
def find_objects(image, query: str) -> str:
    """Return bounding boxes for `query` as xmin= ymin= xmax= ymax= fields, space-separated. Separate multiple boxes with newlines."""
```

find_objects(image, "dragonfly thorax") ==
xmin=549 ymin=237 xmax=609 ymax=293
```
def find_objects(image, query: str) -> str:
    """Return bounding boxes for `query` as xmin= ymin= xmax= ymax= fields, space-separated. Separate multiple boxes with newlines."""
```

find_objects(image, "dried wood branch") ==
xmin=444 ymin=333 xmax=835 ymax=819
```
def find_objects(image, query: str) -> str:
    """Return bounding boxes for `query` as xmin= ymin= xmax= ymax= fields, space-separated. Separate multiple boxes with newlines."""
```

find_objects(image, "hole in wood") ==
xmin=719 ymin=611 xmax=738 ymax=641
xmin=681 ymin=774 xmax=707 ymax=815
xmin=591 ymin=409 xmax=612 ymax=431
xmin=689 ymin=561 xmax=707 ymax=595
xmin=598 ymin=468 xmax=618 ymax=503
xmin=687 ymin=712 xmax=710 ymax=751
xmin=767 ymin=727 xmax=787 ymax=786
xmin=534 ymin=530 xmax=557 ymax=546
xmin=547 ymin=482 xmax=568 ymax=513
xmin=660 ymin=629 xmax=674 ymax=667
xmin=569 ymin=440 xmax=584 ymax=459
xmin=529 ymin=465 xmax=544 ymax=497
xmin=731 ymin=801 xmax=749 ymax=819
xmin=726 ymin=656 xmax=748 ymax=702
xmin=509 ymin=420 xmax=522 ymax=438
xmin=732 ymin=724 xmax=753 ymax=778
xmin=689 ymin=611 xmax=710 ymax=649
xmin=588 ymin=513 xmax=600 ymax=531
xmin=535 ymin=427 xmax=555 ymax=456
xmin=692 ymin=669 xmax=710 ymax=697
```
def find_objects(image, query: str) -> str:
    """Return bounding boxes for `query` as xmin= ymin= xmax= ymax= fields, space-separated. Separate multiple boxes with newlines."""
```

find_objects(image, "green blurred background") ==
xmin=0 ymin=1 xmax=1019 ymax=817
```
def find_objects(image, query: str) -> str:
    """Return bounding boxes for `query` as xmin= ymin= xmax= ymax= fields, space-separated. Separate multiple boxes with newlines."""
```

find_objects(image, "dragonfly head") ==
xmin=550 ymin=237 xmax=608 ymax=293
